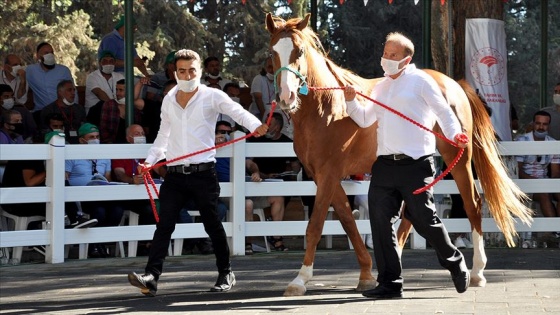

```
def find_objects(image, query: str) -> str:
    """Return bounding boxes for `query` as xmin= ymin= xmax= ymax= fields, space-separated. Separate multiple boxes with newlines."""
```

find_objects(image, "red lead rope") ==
xmin=141 ymin=103 xmax=277 ymax=223
xmin=309 ymin=86 xmax=468 ymax=195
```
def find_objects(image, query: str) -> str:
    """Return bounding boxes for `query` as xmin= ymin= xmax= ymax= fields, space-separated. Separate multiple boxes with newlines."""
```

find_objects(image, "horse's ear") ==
xmin=296 ymin=13 xmax=311 ymax=31
xmin=265 ymin=13 xmax=277 ymax=34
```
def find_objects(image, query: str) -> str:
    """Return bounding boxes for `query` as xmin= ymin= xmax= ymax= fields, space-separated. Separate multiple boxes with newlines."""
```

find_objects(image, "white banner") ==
xmin=465 ymin=18 xmax=512 ymax=141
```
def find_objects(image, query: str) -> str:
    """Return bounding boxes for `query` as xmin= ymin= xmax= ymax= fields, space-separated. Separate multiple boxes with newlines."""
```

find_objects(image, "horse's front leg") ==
xmin=284 ymin=185 xmax=332 ymax=296
xmin=330 ymin=184 xmax=375 ymax=291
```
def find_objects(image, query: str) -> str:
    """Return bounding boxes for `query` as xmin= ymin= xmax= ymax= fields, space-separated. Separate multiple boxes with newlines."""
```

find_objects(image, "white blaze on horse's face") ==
xmin=273 ymin=37 xmax=300 ymax=111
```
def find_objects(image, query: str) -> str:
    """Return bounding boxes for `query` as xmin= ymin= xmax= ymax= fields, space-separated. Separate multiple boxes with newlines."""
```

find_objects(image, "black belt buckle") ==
xmin=392 ymin=154 xmax=407 ymax=160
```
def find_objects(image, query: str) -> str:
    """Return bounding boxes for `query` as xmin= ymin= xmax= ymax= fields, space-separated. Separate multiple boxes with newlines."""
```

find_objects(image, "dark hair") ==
xmin=216 ymin=120 xmax=232 ymax=130
xmin=45 ymin=113 xmax=64 ymax=124
xmin=36 ymin=42 xmax=51 ymax=53
xmin=116 ymin=79 xmax=125 ymax=85
xmin=56 ymin=80 xmax=73 ymax=93
xmin=533 ymin=110 xmax=551 ymax=122
xmin=0 ymin=84 xmax=14 ymax=95
xmin=203 ymin=56 xmax=219 ymax=68
xmin=1 ymin=109 xmax=20 ymax=124
xmin=163 ymin=79 xmax=177 ymax=91
xmin=222 ymin=82 xmax=240 ymax=93
xmin=174 ymin=49 xmax=200 ymax=67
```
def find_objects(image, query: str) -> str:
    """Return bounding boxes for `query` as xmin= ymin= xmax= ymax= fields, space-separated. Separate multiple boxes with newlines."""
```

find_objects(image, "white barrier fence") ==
xmin=0 ymin=133 xmax=559 ymax=263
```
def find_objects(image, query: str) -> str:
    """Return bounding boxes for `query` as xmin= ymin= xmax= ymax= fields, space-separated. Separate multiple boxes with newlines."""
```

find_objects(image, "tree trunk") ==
xmin=431 ymin=0 xmax=504 ymax=80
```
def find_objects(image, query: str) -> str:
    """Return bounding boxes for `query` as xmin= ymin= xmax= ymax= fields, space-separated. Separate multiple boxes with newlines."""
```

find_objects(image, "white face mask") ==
xmin=53 ymin=128 xmax=64 ymax=133
xmin=87 ymin=139 xmax=100 ymax=145
xmin=11 ymin=65 xmax=23 ymax=77
xmin=101 ymin=64 xmax=114 ymax=74
xmin=175 ymin=72 xmax=199 ymax=93
xmin=266 ymin=73 xmax=274 ymax=81
xmin=62 ymin=98 xmax=73 ymax=106
xmin=380 ymin=56 xmax=409 ymax=76
xmin=117 ymin=97 xmax=126 ymax=104
xmin=207 ymin=73 xmax=221 ymax=80
xmin=133 ymin=136 xmax=146 ymax=144
xmin=553 ymin=94 xmax=560 ymax=106
xmin=2 ymin=98 xmax=15 ymax=110
xmin=231 ymin=96 xmax=240 ymax=103
xmin=42 ymin=53 xmax=56 ymax=66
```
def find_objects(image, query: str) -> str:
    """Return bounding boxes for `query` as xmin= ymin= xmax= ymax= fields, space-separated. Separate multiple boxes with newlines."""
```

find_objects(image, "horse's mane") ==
xmin=278 ymin=17 xmax=374 ymax=115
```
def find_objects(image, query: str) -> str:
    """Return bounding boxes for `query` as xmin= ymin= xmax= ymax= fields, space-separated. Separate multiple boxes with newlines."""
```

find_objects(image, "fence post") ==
xmin=45 ymin=134 xmax=66 ymax=263
xmin=229 ymin=132 xmax=247 ymax=255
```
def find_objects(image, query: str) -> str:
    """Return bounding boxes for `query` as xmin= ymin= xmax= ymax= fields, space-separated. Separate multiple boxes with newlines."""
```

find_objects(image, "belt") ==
xmin=379 ymin=154 xmax=414 ymax=161
xmin=167 ymin=162 xmax=215 ymax=174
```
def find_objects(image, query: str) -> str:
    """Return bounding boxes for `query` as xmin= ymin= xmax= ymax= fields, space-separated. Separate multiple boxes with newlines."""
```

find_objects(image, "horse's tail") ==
xmin=459 ymin=80 xmax=533 ymax=247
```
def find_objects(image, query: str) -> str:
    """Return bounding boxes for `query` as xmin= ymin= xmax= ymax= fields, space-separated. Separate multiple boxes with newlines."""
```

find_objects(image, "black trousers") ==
xmin=145 ymin=168 xmax=230 ymax=279
xmin=368 ymin=155 xmax=464 ymax=289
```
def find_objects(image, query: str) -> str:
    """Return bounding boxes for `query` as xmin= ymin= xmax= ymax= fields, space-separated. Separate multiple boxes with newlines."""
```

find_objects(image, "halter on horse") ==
xmin=266 ymin=13 xmax=533 ymax=296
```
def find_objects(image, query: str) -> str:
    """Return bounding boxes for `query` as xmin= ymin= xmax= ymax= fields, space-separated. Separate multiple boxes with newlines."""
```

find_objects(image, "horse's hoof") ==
xmin=284 ymin=284 xmax=306 ymax=296
xmin=469 ymin=273 xmax=486 ymax=287
xmin=355 ymin=279 xmax=376 ymax=292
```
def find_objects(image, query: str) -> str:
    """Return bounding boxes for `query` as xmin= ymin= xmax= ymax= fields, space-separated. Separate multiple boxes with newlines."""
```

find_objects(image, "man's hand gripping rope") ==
xmin=137 ymin=106 xmax=275 ymax=222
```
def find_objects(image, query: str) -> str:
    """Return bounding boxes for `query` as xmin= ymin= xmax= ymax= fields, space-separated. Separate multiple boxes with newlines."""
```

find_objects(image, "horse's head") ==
xmin=266 ymin=13 xmax=313 ymax=113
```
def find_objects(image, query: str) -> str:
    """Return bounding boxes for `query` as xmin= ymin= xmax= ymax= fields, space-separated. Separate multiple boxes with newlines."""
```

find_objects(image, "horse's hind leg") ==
xmin=443 ymin=151 xmax=487 ymax=287
xmin=330 ymin=184 xmax=375 ymax=291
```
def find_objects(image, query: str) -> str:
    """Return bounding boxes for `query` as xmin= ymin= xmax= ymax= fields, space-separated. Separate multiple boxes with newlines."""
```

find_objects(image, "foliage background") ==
xmin=0 ymin=0 xmax=558 ymax=129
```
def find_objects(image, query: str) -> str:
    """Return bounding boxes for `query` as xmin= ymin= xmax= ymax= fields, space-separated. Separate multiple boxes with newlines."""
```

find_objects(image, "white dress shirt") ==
xmin=84 ymin=70 xmax=124 ymax=112
xmin=346 ymin=64 xmax=462 ymax=159
xmin=146 ymin=85 xmax=262 ymax=166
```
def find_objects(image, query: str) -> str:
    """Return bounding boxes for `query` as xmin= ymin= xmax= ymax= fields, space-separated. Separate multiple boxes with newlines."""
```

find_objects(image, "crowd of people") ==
xmin=0 ymin=17 xmax=558 ymax=298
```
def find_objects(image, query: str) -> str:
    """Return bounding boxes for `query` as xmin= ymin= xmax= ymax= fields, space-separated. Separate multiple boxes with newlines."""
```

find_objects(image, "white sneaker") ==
xmin=454 ymin=237 xmax=466 ymax=249
xmin=462 ymin=237 xmax=474 ymax=248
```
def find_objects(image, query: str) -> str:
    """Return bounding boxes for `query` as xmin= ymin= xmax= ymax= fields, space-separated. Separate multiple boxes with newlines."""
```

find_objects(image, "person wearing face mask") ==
xmin=84 ymin=51 xmax=125 ymax=114
xmin=85 ymin=79 xmax=142 ymax=144
xmin=542 ymin=83 xmax=560 ymax=140
xmin=40 ymin=80 xmax=86 ymax=144
xmin=135 ymin=78 xmax=177 ymax=143
xmin=344 ymin=32 xmax=470 ymax=299
xmin=201 ymin=56 xmax=231 ymax=89
xmin=128 ymin=49 xmax=268 ymax=296
xmin=98 ymin=16 xmax=150 ymax=78
xmin=0 ymin=110 xmax=24 ymax=144
xmin=65 ymin=123 xmax=124 ymax=258
xmin=515 ymin=110 xmax=560 ymax=221
xmin=0 ymin=84 xmax=37 ymax=142
xmin=0 ymin=54 xmax=28 ymax=106
xmin=26 ymin=42 xmax=76 ymax=114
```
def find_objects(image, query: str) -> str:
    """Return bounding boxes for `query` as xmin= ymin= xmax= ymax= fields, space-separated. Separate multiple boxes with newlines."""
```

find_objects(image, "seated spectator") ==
xmin=0 ymin=110 xmax=24 ymax=144
xmin=1 ymin=131 xmax=97 ymax=229
xmin=149 ymin=50 xmax=177 ymax=101
xmin=26 ymin=42 xmax=76 ymax=126
xmin=248 ymin=113 xmax=301 ymax=251
xmin=201 ymin=56 xmax=231 ymax=89
xmin=217 ymin=83 xmax=239 ymax=128
xmin=516 ymin=110 xmax=560 ymax=239
xmin=84 ymin=50 xmax=125 ymax=114
xmin=1 ymin=84 xmax=36 ymax=142
xmin=87 ymin=79 xmax=142 ymax=144
xmin=40 ymin=80 xmax=86 ymax=144
xmin=111 ymin=124 xmax=155 ymax=225
xmin=65 ymin=123 xmax=123 ymax=258
xmin=1 ymin=54 xmax=29 ymax=108
xmin=136 ymin=79 xmax=176 ymax=143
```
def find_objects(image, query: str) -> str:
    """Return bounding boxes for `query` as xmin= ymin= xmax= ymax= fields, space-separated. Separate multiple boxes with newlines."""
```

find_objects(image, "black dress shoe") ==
xmin=128 ymin=272 xmax=158 ymax=296
xmin=362 ymin=285 xmax=403 ymax=299
xmin=210 ymin=271 xmax=236 ymax=292
xmin=451 ymin=262 xmax=470 ymax=293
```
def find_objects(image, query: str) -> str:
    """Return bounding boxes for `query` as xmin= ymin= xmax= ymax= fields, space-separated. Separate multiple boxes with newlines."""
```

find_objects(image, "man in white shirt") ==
xmin=128 ymin=49 xmax=268 ymax=296
xmin=201 ymin=56 xmax=231 ymax=89
xmin=1 ymin=54 xmax=28 ymax=106
xmin=84 ymin=51 xmax=125 ymax=114
xmin=344 ymin=32 xmax=469 ymax=299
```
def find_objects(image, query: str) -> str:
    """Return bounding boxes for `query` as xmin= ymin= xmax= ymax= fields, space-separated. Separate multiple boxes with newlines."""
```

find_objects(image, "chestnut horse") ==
xmin=265 ymin=13 xmax=533 ymax=296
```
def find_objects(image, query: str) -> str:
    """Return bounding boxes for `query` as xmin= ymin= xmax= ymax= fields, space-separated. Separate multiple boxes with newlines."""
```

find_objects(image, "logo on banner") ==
xmin=469 ymin=47 xmax=505 ymax=86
